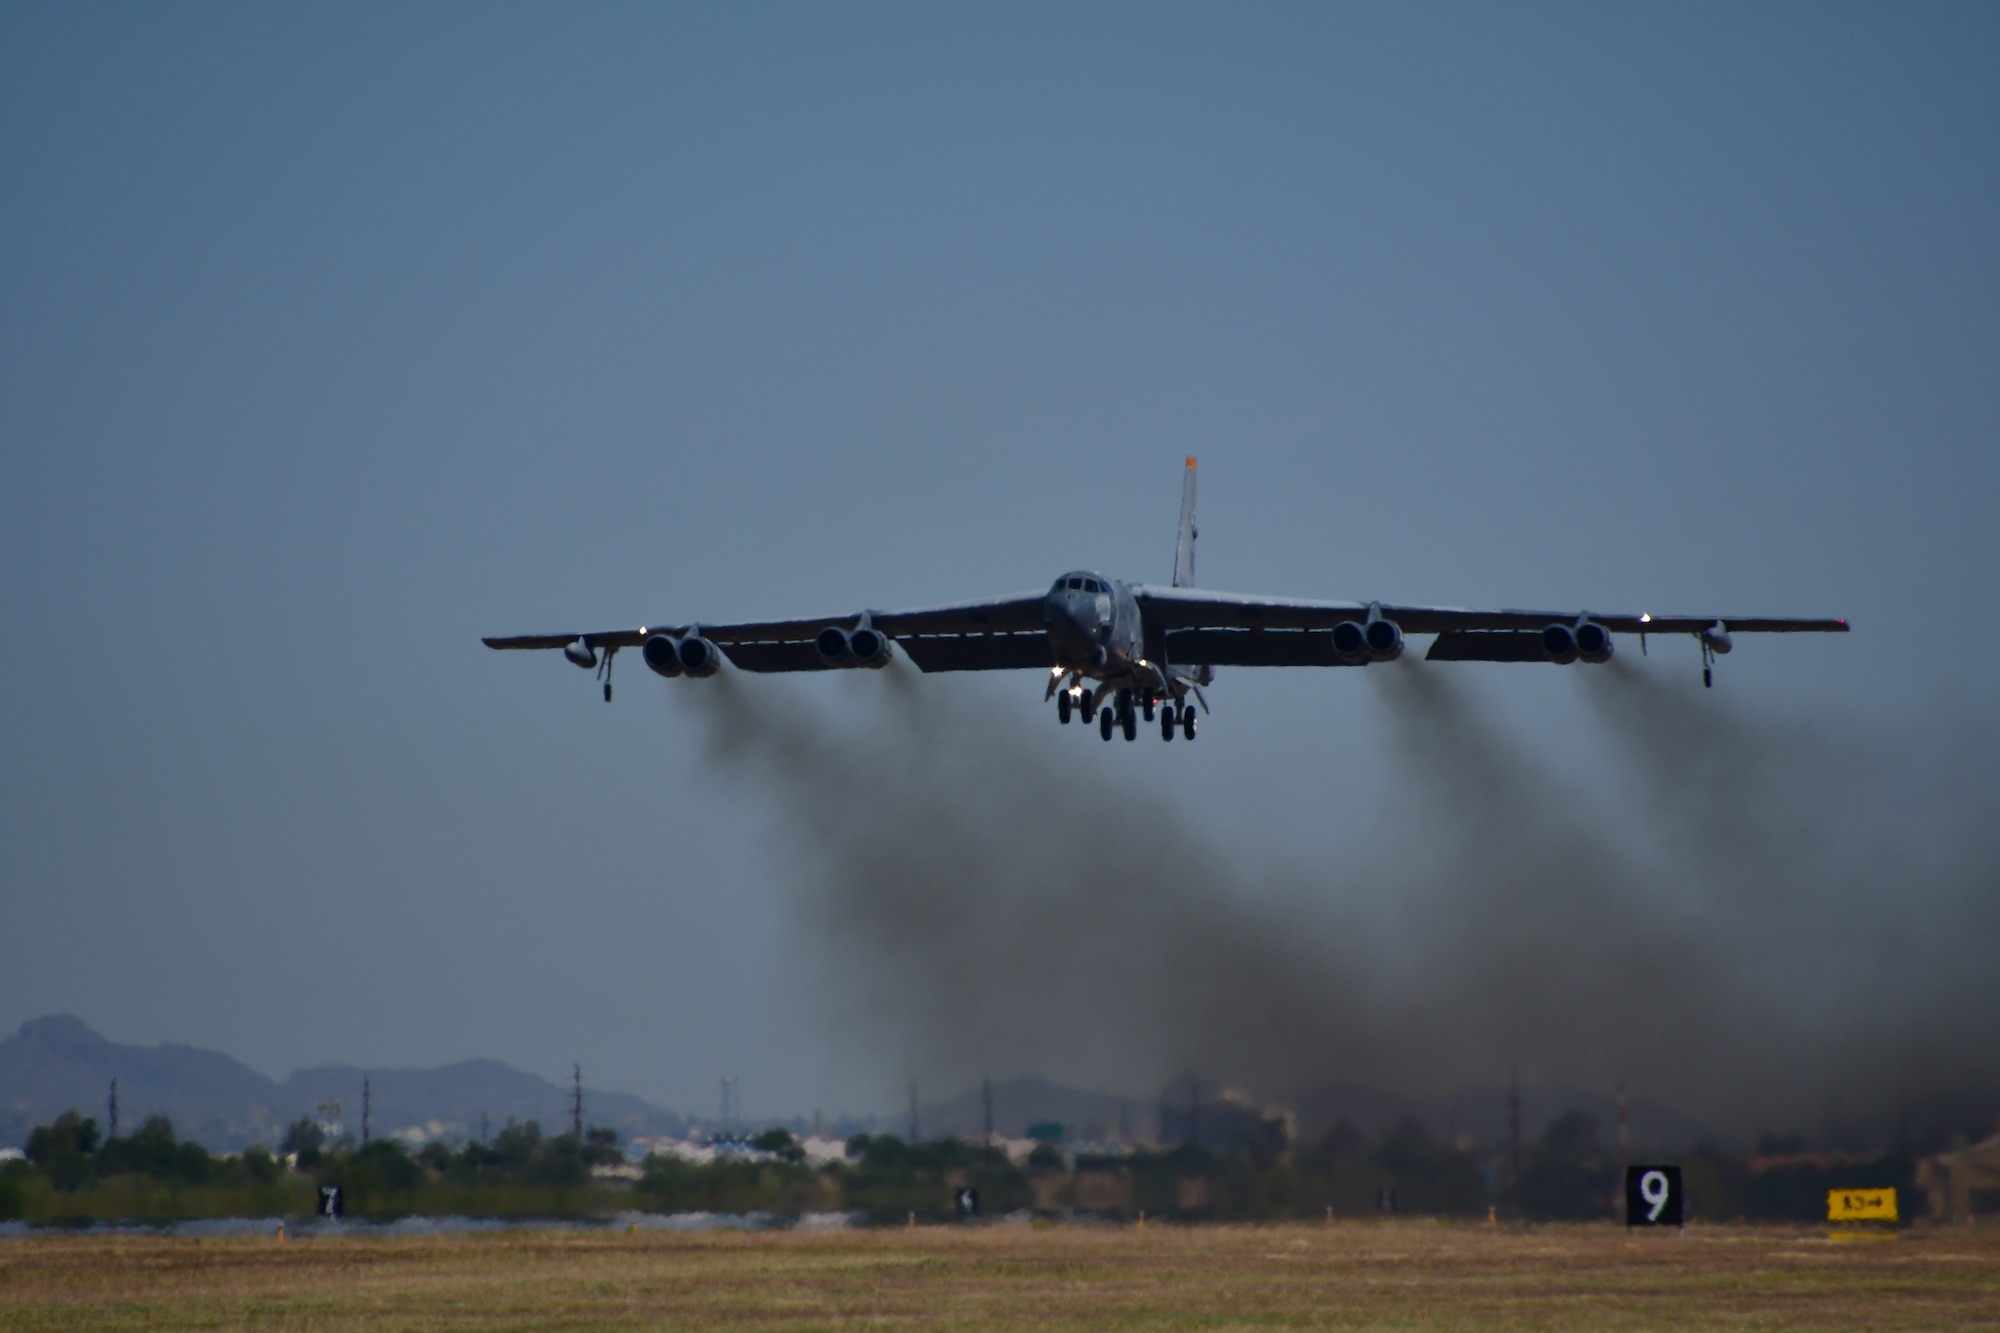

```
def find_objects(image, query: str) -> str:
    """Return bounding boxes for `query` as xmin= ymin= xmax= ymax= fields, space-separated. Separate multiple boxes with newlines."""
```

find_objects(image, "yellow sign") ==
xmin=1827 ymin=1188 xmax=1898 ymax=1222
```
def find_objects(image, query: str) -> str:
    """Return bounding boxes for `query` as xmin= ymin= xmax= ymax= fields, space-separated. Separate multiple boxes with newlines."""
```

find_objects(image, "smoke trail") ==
xmin=1576 ymin=663 xmax=2000 ymax=1115
xmin=1365 ymin=663 xmax=1823 ymax=1128
xmin=684 ymin=655 xmax=2000 ymax=1138
xmin=686 ymin=666 xmax=1391 ymax=1099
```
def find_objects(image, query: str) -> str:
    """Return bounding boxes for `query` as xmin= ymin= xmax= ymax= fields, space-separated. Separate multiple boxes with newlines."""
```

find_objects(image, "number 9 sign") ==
xmin=1624 ymin=1165 xmax=1683 ymax=1227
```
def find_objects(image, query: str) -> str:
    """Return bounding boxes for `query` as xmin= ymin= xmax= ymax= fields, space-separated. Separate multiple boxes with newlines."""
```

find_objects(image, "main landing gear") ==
xmin=1075 ymin=686 xmax=1196 ymax=742
xmin=1098 ymin=689 xmax=1140 ymax=742
xmin=1158 ymin=702 xmax=1196 ymax=741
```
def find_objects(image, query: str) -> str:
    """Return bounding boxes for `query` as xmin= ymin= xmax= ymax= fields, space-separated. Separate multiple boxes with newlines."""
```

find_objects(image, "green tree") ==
xmin=281 ymin=1117 xmax=325 ymax=1166
xmin=26 ymin=1111 xmax=101 ymax=1191
xmin=751 ymin=1128 xmax=803 ymax=1163
xmin=97 ymin=1116 xmax=215 ymax=1185
xmin=1518 ymin=1110 xmax=1613 ymax=1220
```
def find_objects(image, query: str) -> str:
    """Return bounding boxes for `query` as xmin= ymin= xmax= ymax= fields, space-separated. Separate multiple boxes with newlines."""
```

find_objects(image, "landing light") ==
xmin=1051 ymin=667 xmax=1065 ymax=678
xmin=1640 ymin=613 xmax=1652 ymax=624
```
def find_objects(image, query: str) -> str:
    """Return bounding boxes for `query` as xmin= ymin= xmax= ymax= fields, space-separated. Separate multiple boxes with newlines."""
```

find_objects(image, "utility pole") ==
xmin=479 ymin=1111 xmax=489 ymax=1144
xmin=572 ymin=1065 xmax=584 ymax=1140
xmin=1188 ymin=1075 xmax=1201 ymax=1150
xmin=1507 ymin=1068 xmax=1521 ymax=1183
xmin=362 ymin=1075 xmax=371 ymax=1146
xmin=1615 ymin=1079 xmax=1631 ymax=1178
xmin=107 ymin=1077 xmax=118 ymax=1139
xmin=907 ymin=1079 xmax=920 ymax=1144
xmin=982 ymin=1076 xmax=994 ymax=1145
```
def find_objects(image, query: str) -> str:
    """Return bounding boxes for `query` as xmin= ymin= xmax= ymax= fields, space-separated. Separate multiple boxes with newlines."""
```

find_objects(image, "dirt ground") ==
xmin=2 ymin=1219 xmax=1996 ymax=1331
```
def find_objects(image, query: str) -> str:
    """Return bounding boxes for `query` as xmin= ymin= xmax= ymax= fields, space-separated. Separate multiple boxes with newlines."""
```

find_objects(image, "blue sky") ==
xmin=3 ymin=3 xmax=1995 ymax=1125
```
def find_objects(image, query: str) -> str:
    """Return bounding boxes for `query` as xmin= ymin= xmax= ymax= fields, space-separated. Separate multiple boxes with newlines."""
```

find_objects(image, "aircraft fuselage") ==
xmin=1044 ymin=571 xmax=1144 ymax=677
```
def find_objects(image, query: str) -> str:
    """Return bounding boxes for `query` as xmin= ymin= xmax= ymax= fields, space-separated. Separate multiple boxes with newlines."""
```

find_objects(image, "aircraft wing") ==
xmin=1132 ymin=584 xmax=1847 ymax=666
xmin=481 ymin=590 xmax=1054 ymax=673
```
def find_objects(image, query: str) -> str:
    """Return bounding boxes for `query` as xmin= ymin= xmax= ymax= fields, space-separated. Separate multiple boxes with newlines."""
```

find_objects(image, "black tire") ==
xmin=1100 ymin=707 xmax=1115 ymax=741
xmin=1160 ymin=707 xmax=1175 ymax=742
xmin=1143 ymin=696 xmax=1156 ymax=722
xmin=1182 ymin=708 xmax=1197 ymax=740
xmin=1057 ymin=692 xmax=1072 ymax=725
xmin=1121 ymin=709 xmax=1137 ymax=742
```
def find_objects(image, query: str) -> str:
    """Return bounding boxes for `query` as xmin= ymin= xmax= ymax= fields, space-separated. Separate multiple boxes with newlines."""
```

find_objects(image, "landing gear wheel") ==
xmin=1143 ymin=696 xmax=1156 ymax=723
xmin=1182 ymin=708 xmax=1197 ymax=741
xmin=1082 ymin=694 xmax=1098 ymax=725
xmin=1160 ymin=705 xmax=1176 ymax=741
xmin=1058 ymin=692 xmax=1072 ymax=725
xmin=603 ymin=682 xmax=613 ymax=703
xmin=1121 ymin=708 xmax=1138 ymax=742
xmin=1100 ymin=708 xmax=1115 ymax=741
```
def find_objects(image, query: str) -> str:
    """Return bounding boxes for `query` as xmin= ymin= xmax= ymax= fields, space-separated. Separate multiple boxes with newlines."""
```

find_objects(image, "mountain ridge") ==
xmin=0 ymin=1015 xmax=689 ymax=1150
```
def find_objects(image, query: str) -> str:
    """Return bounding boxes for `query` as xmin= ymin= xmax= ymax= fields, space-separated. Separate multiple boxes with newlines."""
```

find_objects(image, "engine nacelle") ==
xmin=1363 ymin=618 xmax=1404 ymax=662
xmin=1541 ymin=623 xmax=1579 ymax=665
xmin=1701 ymin=622 xmax=1733 ymax=655
xmin=642 ymin=634 xmax=684 ymax=678
xmin=847 ymin=626 xmax=893 ymax=669
xmin=1331 ymin=620 xmax=1368 ymax=664
xmin=815 ymin=626 xmax=854 ymax=667
xmin=1574 ymin=621 xmax=1614 ymax=665
xmin=676 ymin=635 xmax=722 ymax=678
xmin=563 ymin=639 xmax=597 ymax=669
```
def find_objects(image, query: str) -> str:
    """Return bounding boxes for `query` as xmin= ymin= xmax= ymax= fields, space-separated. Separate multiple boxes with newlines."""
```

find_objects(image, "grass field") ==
xmin=2 ymin=1220 xmax=1996 ymax=1330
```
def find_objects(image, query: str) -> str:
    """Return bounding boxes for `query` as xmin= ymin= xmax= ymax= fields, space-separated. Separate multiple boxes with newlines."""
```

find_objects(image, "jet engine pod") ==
xmin=562 ymin=639 xmax=597 ymax=669
xmin=1541 ymin=623 xmax=1579 ymax=664
xmin=642 ymin=634 xmax=684 ymax=678
xmin=1331 ymin=620 xmax=1368 ymax=664
xmin=814 ymin=626 xmax=854 ymax=667
xmin=676 ymin=635 xmax=722 ymax=678
xmin=847 ymin=626 xmax=893 ymax=669
xmin=1363 ymin=618 xmax=1404 ymax=662
xmin=1701 ymin=622 xmax=1733 ymax=655
xmin=1574 ymin=621 xmax=1614 ymax=665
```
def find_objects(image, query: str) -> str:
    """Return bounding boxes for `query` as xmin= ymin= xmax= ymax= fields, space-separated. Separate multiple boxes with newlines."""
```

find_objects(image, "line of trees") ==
xmin=2 ymin=1107 xmax=1915 ymax=1225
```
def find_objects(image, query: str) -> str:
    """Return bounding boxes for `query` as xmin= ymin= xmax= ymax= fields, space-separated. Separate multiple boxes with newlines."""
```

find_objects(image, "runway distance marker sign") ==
xmin=1828 ymin=1188 xmax=1897 ymax=1223
xmin=1625 ymin=1166 xmax=1684 ymax=1227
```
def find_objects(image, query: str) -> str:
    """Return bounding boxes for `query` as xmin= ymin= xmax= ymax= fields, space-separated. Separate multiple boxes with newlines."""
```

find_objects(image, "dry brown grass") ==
xmin=1 ymin=1220 xmax=1996 ymax=1331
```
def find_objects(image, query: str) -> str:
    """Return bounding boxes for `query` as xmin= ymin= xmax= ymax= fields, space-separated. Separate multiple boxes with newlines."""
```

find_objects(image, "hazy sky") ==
xmin=4 ymin=3 xmax=1996 ymax=1126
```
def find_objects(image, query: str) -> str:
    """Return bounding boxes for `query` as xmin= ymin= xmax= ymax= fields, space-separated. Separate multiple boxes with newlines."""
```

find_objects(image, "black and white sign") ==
xmin=318 ymin=1184 xmax=344 ymax=1218
xmin=1624 ymin=1165 xmax=1683 ymax=1227
xmin=954 ymin=1186 xmax=980 ymax=1217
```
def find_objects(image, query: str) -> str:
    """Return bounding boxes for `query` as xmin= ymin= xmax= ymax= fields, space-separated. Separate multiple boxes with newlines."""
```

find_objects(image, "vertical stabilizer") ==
xmin=1172 ymin=457 xmax=1198 ymax=587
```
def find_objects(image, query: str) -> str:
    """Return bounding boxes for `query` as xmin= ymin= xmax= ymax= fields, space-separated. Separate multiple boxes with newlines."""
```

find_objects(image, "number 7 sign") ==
xmin=1625 ymin=1165 xmax=1684 ymax=1227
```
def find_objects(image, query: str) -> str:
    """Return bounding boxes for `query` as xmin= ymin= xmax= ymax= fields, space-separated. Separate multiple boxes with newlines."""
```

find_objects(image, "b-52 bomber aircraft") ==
xmin=485 ymin=459 xmax=1848 ymax=742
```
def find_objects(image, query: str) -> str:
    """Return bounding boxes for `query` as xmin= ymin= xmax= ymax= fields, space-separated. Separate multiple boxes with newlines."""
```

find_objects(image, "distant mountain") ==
xmin=0 ymin=1016 xmax=689 ymax=1152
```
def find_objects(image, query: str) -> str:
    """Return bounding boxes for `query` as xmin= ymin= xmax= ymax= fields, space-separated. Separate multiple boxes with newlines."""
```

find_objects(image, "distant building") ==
xmin=1916 ymin=1132 xmax=2000 ymax=1223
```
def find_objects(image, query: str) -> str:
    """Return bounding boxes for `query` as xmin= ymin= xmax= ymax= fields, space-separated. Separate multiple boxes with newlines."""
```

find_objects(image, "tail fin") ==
xmin=1172 ymin=457 xmax=1198 ymax=587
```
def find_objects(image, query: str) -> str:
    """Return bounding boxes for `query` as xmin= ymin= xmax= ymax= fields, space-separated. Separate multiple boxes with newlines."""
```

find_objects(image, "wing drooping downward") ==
xmin=482 ymin=590 xmax=1053 ymax=673
xmin=1131 ymin=584 xmax=1848 ymax=668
